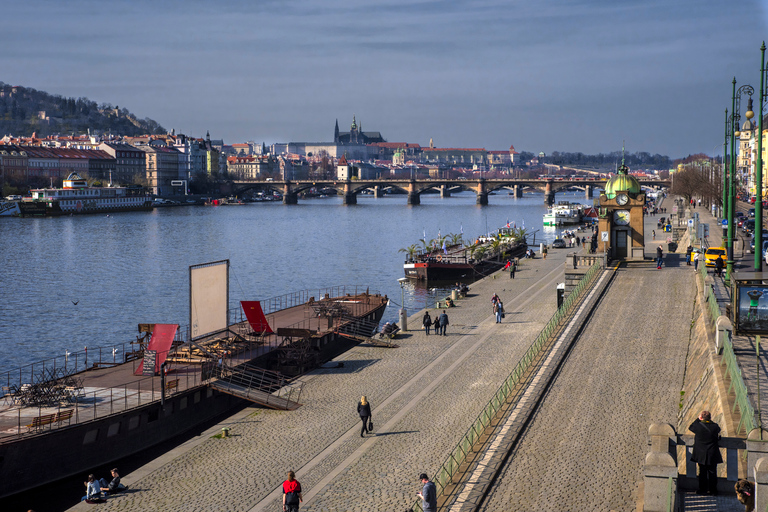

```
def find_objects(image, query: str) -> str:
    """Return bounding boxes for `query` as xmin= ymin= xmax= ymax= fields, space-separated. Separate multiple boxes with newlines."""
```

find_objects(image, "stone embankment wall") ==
xmin=675 ymin=269 xmax=739 ymax=476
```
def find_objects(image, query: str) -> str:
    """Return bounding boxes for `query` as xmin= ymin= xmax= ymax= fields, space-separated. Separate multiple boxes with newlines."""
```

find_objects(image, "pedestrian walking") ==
xmin=510 ymin=261 xmax=516 ymax=279
xmin=494 ymin=300 xmax=503 ymax=323
xmin=652 ymin=229 xmax=656 ymax=239
xmin=715 ymin=256 xmax=724 ymax=277
xmin=694 ymin=251 xmax=700 ymax=272
xmin=422 ymin=311 xmax=432 ymax=335
xmin=543 ymin=245 xmax=548 ymax=259
xmin=357 ymin=396 xmax=372 ymax=437
xmin=417 ymin=473 xmax=437 ymax=512
xmin=686 ymin=245 xmax=693 ymax=266
xmin=438 ymin=310 xmax=449 ymax=336
xmin=689 ymin=410 xmax=722 ymax=495
xmin=282 ymin=471 xmax=303 ymax=512
xmin=656 ymin=245 xmax=663 ymax=269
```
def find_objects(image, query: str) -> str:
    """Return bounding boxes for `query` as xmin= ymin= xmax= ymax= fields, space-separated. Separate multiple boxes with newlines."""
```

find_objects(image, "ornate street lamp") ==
xmin=756 ymin=42 xmax=768 ymax=271
xmin=726 ymin=79 xmax=754 ymax=280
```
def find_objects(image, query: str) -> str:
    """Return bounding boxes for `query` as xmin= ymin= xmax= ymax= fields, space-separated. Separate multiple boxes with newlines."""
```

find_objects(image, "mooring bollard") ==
xmin=222 ymin=427 xmax=230 ymax=437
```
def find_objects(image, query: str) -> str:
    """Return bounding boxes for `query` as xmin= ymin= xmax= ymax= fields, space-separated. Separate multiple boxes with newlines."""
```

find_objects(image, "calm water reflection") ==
xmin=0 ymin=190 xmax=590 ymax=369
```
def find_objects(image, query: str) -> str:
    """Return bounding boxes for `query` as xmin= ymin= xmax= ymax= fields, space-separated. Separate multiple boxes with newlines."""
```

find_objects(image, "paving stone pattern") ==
xmin=479 ymin=257 xmax=695 ymax=511
xmin=68 ymin=232 xmax=584 ymax=512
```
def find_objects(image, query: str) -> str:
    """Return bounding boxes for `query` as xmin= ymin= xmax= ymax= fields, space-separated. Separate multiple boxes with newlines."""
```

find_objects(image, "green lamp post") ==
xmin=756 ymin=42 xmax=768 ymax=271
xmin=726 ymin=79 xmax=754 ymax=280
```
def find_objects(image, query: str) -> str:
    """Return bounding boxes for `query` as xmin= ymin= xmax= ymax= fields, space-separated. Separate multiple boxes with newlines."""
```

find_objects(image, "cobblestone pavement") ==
xmin=67 ymin=230 xmax=586 ymax=512
xmin=478 ymin=256 xmax=695 ymax=512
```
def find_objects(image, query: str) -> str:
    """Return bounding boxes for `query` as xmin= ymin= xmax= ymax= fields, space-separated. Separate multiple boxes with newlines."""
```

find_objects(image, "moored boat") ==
xmin=543 ymin=201 xmax=584 ymax=226
xmin=0 ymin=268 xmax=388 ymax=500
xmin=404 ymin=228 xmax=527 ymax=281
xmin=29 ymin=172 xmax=153 ymax=215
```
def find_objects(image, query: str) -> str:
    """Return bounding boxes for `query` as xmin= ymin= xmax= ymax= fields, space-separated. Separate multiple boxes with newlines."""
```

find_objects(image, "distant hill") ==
xmin=0 ymin=82 xmax=165 ymax=137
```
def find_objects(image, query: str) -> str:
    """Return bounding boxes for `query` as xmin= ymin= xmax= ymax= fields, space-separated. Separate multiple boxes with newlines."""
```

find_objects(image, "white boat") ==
xmin=543 ymin=202 xmax=584 ymax=226
xmin=29 ymin=173 xmax=153 ymax=214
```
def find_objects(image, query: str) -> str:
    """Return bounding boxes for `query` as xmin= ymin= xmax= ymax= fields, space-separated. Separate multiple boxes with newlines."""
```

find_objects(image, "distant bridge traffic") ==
xmin=231 ymin=177 xmax=670 ymax=205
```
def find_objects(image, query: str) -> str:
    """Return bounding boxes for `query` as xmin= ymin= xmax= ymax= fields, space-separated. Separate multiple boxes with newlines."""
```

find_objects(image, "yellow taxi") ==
xmin=704 ymin=247 xmax=726 ymax=267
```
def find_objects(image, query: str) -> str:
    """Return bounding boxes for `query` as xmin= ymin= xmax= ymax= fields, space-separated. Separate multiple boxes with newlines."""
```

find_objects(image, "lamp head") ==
xmin=746 ymin=97 xmax=755 ymax=120
xmin=735 ymin=130 xmax=741 ymax=137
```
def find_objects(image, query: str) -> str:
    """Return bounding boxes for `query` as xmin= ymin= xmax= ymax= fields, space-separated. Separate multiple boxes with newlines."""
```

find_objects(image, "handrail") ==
xmin=720 ymin=330 xmax=756 ymax=434
xmin=411 ymin=262 xmax=602 ymax=511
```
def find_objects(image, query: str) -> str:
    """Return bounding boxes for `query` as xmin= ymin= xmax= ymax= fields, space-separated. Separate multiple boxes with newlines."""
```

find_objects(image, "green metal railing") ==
xmin=720 ymin=330 xmax=756 ymax=434
xmin=705 ymin=284 xmax=723 ymax=324
xmin=412 ymin=262 xmax=603 ymax=511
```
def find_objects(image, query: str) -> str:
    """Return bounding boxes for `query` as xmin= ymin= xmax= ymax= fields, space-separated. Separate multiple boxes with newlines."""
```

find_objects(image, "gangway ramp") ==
xmin=209 ymin=363 xmax=303 ymax=411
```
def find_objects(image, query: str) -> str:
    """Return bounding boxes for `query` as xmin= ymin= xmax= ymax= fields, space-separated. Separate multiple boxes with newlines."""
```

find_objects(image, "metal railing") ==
xmin=720 ymin=330 xmax=756 ymax=434
xmin=412 ymin=262 xmax=602 ymax=511
xmin=214 ymin=362 xmax=304 ymax=408
xmin=0 ymin=352 xmax=213 ymax=442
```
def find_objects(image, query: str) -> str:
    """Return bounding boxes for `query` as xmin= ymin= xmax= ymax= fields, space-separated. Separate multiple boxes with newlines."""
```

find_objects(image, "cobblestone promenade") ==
xmin=479 ymin=204 xmax=696 ymax=512
xmin=68 ymin=234 xmax=576 ymax=512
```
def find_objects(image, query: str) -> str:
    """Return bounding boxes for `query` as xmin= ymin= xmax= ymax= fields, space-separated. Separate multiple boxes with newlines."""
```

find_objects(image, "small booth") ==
xmin=596 ymin=158 xmax=646 ymax=260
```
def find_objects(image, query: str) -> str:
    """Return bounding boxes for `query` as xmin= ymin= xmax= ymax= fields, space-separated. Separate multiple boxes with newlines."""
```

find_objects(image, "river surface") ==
xmin=0 ymin=190 xmax=591 ymax=370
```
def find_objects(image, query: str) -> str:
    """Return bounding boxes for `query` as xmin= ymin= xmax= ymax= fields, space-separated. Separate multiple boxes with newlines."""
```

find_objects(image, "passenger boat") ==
xmin=28 ymin=172 xmax=153 ymax=215
xmin=0 ymin=200 xmax=47 ymax=217
xmin=543 ymin=201 xmax=584 ymax=226
xmin=0 ymin=266 xmax=388 ymax=500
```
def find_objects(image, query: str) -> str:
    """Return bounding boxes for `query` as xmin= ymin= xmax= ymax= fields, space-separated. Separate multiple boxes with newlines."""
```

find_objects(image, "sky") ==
xmin=3 ymin=0 xmax=768 ymax=158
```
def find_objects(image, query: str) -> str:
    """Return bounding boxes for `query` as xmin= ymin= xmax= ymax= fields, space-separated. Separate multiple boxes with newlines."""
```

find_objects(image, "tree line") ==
xmin=0 ymin=82 xmax=165 ymax=137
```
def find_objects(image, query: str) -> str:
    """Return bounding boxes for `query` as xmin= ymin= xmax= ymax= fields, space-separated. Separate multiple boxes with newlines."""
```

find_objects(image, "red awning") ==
xmin=241 ymin=301 xmax=274 ymax=334
xmin=134 ymin=324 xmax=178 ymax=376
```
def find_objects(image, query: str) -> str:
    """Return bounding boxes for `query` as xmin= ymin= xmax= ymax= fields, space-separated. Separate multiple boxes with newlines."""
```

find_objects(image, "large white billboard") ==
xmin=190 ymin=260 xmax=229 ymax=340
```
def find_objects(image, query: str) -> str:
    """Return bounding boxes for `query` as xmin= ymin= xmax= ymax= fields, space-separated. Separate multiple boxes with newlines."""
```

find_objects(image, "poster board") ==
xmin=190 ymin=260 xmax=229 ymax=340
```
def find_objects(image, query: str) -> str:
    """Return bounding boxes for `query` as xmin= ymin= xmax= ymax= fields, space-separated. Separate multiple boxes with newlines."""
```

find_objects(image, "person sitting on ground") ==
xmin=82 ymin=474 xmax=105 ymax=503
xmin=100 ymin=468 xmax=126 ymax=494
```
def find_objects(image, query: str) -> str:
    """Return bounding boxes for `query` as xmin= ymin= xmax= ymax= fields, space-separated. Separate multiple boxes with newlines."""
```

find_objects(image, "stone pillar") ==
xmin=585 ymin=185 xmax=593 ymax=199
xmin=747 ymin=429 xmax=768 ymax=476
xmin=343 ymin=182 xmax=357 ymax=205
xmin=476 ymin=179 xmax=488 ymax=205
xmin=282 ymin=182 xmax=298 ymax=204
xmin=544 ymin=180 xmax=555 ymax=205
xmin=755 ymin=457 xmax=768 ymax=512
xmin=440 ymin=184 xmax=451 ymax=198
xmin=714 ymin=316 xmax=732 ymax=355
xmin=643 ymin=423 xmax=678 ymax=512
xmin=374 ymin=185 xmax=384 ymax=198
xmin=513 ymin=185 xmax=523 ymax=198
xmin=407 ymin=180 xmax=420 ymax=205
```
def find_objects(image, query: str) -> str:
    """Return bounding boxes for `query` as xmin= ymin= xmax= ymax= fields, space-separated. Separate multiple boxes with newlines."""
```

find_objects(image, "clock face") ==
xmin=613 ymin=210 xmax=630 ymax=225
xmin=616 ymin=193 xmax=629 ymax=206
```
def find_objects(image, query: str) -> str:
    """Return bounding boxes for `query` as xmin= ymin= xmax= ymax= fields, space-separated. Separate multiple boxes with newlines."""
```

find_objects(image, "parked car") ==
xmin=704 ymin=247 xmax=727 ymax=267
xmin=749 ymin=208 xmax=756 ymax=218
xmin=551 ymin=238 xmax=567 ymax=248
xmin=744 ymin=219 xmax=756 ymax=234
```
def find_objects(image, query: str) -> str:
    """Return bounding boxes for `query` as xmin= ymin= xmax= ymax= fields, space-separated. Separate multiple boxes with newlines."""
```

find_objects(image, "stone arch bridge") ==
xmin=232 ymin=178 xmax=669 ymax=206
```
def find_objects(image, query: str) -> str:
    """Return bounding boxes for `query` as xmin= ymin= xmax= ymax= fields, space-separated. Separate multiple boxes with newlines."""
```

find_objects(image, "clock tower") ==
xmin=597 ymin=155 xmax=645 ymax=260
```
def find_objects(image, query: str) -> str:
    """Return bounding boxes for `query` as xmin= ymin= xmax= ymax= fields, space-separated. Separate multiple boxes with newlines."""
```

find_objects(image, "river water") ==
xmin=0 ymin=190 xmax=590 ymax=370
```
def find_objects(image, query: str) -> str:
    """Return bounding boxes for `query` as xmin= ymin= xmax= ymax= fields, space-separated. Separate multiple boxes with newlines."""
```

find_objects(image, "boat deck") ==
xmin=0 ymin=293 xmax=388 ymax=441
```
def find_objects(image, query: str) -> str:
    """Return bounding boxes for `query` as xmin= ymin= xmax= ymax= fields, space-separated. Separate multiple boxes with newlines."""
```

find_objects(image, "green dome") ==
xmin=604 ymin=173 xmax=641 ymax=199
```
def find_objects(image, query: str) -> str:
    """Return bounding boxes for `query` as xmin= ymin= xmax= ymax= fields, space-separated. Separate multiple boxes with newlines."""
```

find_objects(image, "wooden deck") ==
xmin=0 ymin=293 xmax=388 ymax=440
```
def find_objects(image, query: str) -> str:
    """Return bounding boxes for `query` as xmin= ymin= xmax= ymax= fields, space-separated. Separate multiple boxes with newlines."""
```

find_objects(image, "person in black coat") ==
xmin=689 ymin=410 xmax=723 ymax=495
xmin=422 ymin=311 xmax=432 ymax=335
xmin=357 ymin=396 xmax=372 ymax=437
xmin=715 ymin=256 xmax=724 ymax=277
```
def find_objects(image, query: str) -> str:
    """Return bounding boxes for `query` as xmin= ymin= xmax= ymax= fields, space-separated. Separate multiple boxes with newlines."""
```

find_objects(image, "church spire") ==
xmin=334 ymin=119 xmax=339 ymax=144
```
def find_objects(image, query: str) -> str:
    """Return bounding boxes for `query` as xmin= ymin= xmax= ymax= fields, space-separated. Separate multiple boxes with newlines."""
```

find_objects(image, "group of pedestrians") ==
xmin=421 ymin=310 xmax=449 ymax=335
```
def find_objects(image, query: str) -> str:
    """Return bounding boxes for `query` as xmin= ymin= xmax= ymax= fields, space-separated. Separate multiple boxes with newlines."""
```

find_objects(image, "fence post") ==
xmin=714 ymin=316 xmax=732 ymax=355
xmin=754 ymin=456 xmax=768 ymax=512
xmin=643 ymin=423 xmax=678 ymax=512
xmin=747 ymin=429 xmax=768 ymax=478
